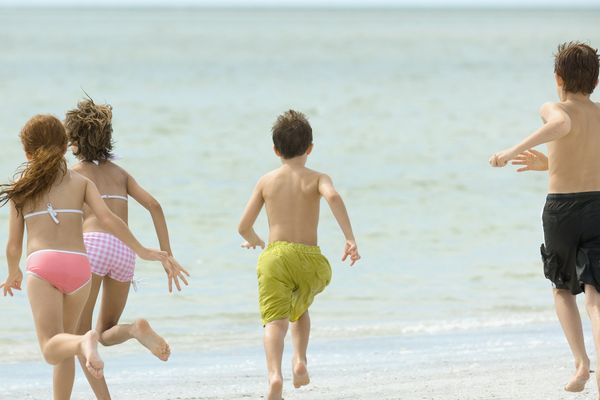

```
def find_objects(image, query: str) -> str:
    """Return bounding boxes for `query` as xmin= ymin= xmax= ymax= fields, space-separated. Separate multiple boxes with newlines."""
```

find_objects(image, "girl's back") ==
xmin=23 ymin=171 xmax=88 ymax=254
xmin=72 ymin=160 xmax=129 ymax=232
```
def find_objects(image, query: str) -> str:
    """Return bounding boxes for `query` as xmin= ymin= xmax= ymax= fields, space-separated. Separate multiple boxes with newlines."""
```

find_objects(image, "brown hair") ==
xmin=554 ymin=41 xmax=600 ymax=95
xmin=272 ymin=110 xmax=313 ymax=159
xmin=64 ymin=99 xmax=114 ymax=162
xmin=0 ymin=115 xmax=68 ymax=214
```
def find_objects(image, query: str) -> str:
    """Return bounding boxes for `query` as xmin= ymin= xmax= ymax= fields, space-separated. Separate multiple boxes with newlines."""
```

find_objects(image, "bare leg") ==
xmin=54 ymin=279 xmax=95 ymax=400
xmin=553 ymin=288 xmax=590 ymax=391
xmin=76 ymin=274 xmax=111 ymax=399
xmin=264 ymin=319 xmax=288 ymax=400
xmin=584 ymin=284 xmax=600 ymax=399
xmin=290 ymin=311 xmax=310 ymax=388
xmin=97 ymin=277 xmax=170 ymax=361
xmin=27 ymin=275 xmax=103 ymax=400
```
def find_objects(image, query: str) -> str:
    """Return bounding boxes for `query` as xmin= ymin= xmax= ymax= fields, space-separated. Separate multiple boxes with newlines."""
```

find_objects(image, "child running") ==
xmin=64 ymin=98 xmax=190 ymax=399
xmin=0 ymin=114 xmax=167 ymax=400
xmin=238 ymin=110 xmax=360 ymax=400
xmin=490 ymin=42 xmax=600 ymax=396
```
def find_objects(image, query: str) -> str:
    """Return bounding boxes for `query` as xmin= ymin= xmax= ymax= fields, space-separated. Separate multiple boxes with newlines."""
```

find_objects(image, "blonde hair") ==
xmin=65 ymin=98 xmax=113 ymax=162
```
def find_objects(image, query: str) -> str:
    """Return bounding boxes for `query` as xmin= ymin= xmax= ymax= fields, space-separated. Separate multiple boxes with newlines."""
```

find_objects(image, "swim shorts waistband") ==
xmin=546 ymin=191 xmax=600 ymax=201
xmin=266 ymin=241 xmax=322 ymax=254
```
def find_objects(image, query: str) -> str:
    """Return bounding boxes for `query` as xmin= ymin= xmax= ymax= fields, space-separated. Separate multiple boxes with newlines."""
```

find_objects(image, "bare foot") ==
xmin=564 ymin=363 xmax=590 ymax=392
xmin=292 ymin=357 xmax=310 ymax=389
xmin=267 ymin=374 xmax=283 ymax=400
xmin=80 ymin=330 xmax=104 ymax=379
xmin=131 ymin=319 xmax=170 ymax=361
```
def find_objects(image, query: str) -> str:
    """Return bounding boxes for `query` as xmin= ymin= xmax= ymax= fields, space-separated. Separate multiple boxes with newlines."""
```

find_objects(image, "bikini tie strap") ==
xmin=47 ymin=203 xmax=60 ymax=224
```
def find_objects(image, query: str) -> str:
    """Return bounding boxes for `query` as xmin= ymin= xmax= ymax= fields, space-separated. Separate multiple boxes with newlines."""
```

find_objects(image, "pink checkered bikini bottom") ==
xmin=83 ymin=232 xmax=136 ymax=283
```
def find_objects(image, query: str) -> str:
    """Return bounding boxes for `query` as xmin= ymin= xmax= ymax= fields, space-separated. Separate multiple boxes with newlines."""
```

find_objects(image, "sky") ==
xmin=0 ymin=0 xmax=597 ymax=7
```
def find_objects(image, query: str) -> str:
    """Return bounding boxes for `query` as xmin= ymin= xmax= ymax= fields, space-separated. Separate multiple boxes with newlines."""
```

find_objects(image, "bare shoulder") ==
xmin=68 ymin=169 xmax=92 ymax=190
xmin=105 ymin=160 xmax=130 ymax=178
xmin=539 ymin=101 xmax=570 ymax=122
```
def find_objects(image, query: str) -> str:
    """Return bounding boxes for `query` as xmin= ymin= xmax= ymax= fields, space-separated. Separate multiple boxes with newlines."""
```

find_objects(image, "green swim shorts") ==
xmin=257 ymin=241 xmax=332 ymax=326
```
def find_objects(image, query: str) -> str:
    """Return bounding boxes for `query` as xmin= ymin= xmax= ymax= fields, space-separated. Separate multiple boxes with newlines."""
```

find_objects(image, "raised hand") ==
xmin=161 ymin=256 xmax=190 ymax=293
xmin=511 ymin=149 xmax=549 ymax=172
xmin=1 ymin=269 xmax=23 ymax=297
xmin=342 ymin=240 xmax=360 ymax=266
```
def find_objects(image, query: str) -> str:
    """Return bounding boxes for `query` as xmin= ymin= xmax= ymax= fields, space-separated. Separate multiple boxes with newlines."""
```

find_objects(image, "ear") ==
xmin=555 ymin=73 xmax=565 ymax=87
xmin=306 ymin=143 xmax=314 ymax=155
xmin=25 ymin=152 xmax=32 ymax=161
xmin=273 ymin=146 xmax=282 ymax=157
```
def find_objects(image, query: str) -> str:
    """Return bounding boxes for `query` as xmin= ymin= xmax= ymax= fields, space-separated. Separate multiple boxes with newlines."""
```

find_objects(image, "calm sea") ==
xmin=1 ymin=7 xmax=599 ymax=364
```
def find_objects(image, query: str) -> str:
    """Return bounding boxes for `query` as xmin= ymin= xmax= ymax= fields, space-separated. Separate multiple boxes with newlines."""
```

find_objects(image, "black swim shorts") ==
xmin=541 ymin=191 xmax=600 ymax=295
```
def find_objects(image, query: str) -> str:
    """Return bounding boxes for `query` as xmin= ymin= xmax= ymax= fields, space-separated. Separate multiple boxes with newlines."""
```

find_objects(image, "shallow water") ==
xmin=0 ymin=7 xmax=599 ymax=365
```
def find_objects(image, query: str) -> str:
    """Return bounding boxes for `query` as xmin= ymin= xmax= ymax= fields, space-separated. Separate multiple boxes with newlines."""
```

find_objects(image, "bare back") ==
xmin=262 ymin=165 xmax=322 ymax=245
xmin=548 ymin=100 xmax=600 ymax=193
xmin=23 ymin=172 xmax=87 ymax=254
xmin=71 ymin=161 xmax=129 ymax=232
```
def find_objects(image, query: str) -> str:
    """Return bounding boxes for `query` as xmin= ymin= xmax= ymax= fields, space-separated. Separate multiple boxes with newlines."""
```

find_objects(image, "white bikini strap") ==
xmin=101 ymin=194 xmax=128 ymax=201
xmin=23 ymin=203 xmax=83 ymax=224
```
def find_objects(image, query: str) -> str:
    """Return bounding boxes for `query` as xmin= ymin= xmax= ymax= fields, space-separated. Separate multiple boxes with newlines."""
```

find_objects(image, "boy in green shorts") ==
xmin=238 ymin=109 xmax=360 ymax=400
xmin=490 ymin=42 xmax=600 ymax=396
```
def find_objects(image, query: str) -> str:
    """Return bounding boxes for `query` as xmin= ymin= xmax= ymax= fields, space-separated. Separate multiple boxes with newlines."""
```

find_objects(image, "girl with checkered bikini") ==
xmin=64 ymin=98 xmax=189 ymax=399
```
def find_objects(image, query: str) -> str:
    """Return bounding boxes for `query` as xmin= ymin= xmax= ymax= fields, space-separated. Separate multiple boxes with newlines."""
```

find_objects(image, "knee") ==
xmin=585 ymin=286 xmax=600 ymax=311
xmin=40 ymin=342 xmax=59 ymax=365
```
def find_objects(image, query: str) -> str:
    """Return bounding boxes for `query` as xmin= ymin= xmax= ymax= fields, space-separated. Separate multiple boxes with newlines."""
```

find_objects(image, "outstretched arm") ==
xmin=511 ymin=149 xmax=549 ymax=172
xmin=84 ymin=178 xmax=167 ymax=262
xmin=318 ymin=174 xmax=360 ymax=266
xmin=127 ymin=174 xmax=189 ymax=292
xmin=489 ymin=103 xmax=570 ymax=167
xmin=1 ymin=201 xmax=24 ymax=296
xmin=238 ymin=179 xmax=265 ymax=249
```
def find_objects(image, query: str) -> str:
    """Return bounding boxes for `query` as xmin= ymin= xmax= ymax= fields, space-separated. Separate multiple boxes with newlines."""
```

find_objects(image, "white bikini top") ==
xmin=23 ymin=203 xmax=83 ymax=224
xmin=101 ymin=194 xmax=128 ymax=201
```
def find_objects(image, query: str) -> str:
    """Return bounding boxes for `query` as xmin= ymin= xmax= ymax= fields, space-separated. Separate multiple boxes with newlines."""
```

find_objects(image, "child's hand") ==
xmin=161 ymin=256 xmax=190 ymax=293
xmin=511 ymin=149 xmax=549 ymax=172
xmin=139 ymin=248 xmax=169 ymax=262
xmin=1 ymin=269 xmax=23 ymax=297
xmin=342 ymin=240 xmax=360 ymax=266
xmin=241 ymin=239 xmax=265 ymax=250
xmin=489 ymin=147 xmax=517 ymax=168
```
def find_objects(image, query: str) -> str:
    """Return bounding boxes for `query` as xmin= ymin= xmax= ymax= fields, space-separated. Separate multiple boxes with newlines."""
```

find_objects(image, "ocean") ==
xmin=0 ymin=6 xmax=599 ymax=398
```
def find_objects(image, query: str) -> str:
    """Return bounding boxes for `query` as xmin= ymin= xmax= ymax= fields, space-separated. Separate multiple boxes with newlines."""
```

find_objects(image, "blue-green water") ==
xmin=0 ymin=7 xmax=599 ymax=368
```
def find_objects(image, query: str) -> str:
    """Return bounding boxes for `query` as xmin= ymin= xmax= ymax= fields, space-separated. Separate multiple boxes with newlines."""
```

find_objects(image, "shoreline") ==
xmin=3 ymin=322 xmax=596 ymax=399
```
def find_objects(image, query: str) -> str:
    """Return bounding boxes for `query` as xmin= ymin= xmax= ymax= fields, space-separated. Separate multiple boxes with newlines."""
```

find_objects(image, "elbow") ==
xmin=148 ymin=199 xmax=162 ymax=213
xmin=238 ymin=223 xmax=250 ymax=237
xmin=97 ymin=213 xmax=116 ymax=230
xmin=325 ymin=192 xmax=342 ymax=204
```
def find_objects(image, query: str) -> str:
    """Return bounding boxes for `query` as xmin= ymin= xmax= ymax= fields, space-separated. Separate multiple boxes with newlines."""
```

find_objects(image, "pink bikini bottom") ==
xmin=26 ymin=249 xmax=91 ymax=295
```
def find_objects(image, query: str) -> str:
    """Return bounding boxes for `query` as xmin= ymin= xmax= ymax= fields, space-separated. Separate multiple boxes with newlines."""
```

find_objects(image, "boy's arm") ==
xmin=1 ymin=201 xmax=24 ymax=296
xmin=238 ymin=178 xmax=266 ymax=249
xmin=127 ymin=173 xmax=189 ymax=293
xmin=489 ymin=102 xmax=571 ymax=167
xmin=318 ymin=174 xmax=360 ymax=266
